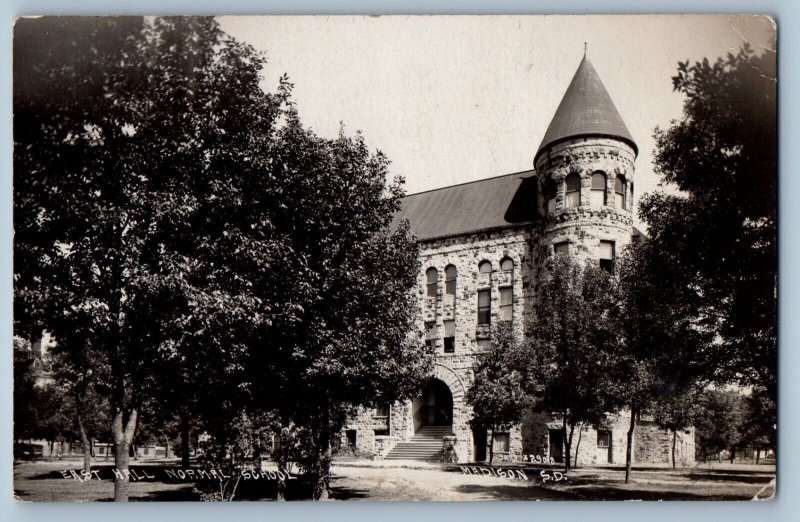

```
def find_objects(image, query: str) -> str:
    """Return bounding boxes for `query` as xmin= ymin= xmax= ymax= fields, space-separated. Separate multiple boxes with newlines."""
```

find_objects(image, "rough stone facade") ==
xmin=342 ymin=57 xmax=695 ymax=466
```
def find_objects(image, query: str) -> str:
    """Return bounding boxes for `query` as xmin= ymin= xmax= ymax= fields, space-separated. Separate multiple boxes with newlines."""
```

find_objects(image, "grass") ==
xmin=13 ymin=458 xmax=776 ymax=502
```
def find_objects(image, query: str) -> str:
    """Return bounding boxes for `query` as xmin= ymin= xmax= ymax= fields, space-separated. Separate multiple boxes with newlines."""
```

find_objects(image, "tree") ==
xmin=644 ymin=43 xmax=777 ymax=419
xmin=527 ymin=256 xmax=619 ymax=472
xmin=692 ymin=389 xmax=745 ymax=463
xmin=13 ymin=338 xmax=39 ymax=455
xmin=15 ymin=16 xmax=429 ymax=502
xmin=243 ymin=115 xmax=431 ymax=500
xmin=14 ymin=16 xmax=286 ymax=501
xmin=651 ymin=388 xmax=698 ymax=469
xmin=614 ymin=236 xmax=711 ymax=482
xmin=466 ymin=323 xmax=529 ymax=465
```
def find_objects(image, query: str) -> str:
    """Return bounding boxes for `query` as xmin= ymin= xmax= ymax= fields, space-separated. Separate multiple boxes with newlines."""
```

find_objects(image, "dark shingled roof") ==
xmin=393 ymin=171 xmax=538 ymax=241
xmin=535 ymin=56 xmax=637 ymax=162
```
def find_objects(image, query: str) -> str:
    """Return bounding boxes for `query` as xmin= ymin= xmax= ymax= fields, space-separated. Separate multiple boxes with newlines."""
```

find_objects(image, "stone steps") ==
xmin=384 ymin=425 xmax=452 ymax=461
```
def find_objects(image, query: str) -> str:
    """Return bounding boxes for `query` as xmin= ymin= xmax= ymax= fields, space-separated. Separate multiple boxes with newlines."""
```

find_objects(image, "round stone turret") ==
xmin=534 ymin=55 xmax=637 ymax=269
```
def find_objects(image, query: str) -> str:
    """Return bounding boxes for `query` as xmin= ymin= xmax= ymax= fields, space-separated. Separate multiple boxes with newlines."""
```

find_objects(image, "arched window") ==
xmin=544 ymin=178 xmax=558 ymax=214
xmin=445 ymin=265 xmax=457 ymax=295
xmin=591 ymin=171 xmax=607 ymax=207
xmin=478 ymin=261 xmax=492 ymax=275
xmin=565 ymin=172 xmax=581 ymax=208
xmin=425 ymin=267 xmax=438 ymax=297
xmin=500 ymin=258 xmax=514 ymax=272
xmin=615 ymin=174 xmax=627 ymax=209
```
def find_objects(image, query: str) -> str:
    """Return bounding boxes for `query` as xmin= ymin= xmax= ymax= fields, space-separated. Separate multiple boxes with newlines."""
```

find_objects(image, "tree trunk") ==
xmin=562 ymin=416 xmax=572 ymax=472
xmin=90 ymin=437 xmax=96 ymax=458
xmin=730 ymin=448 xmax=735 ymax=464
xmin=671 ymin=428 xmax=678 ymax=469
xmin=112 ymin=407 xmax=138 ymax=502
xmin=488 ymin=427 xmax=495 ymax=465
xmin=77 ymin=413 xmax=92 ymax=474
xmin=625 ymin=408 xmax=637 ymax=484
xmin=180 ymin=413 xmax=191 ymax=468
xmin=573 ymin=422 xmax=583 ymax=469
xmin=756 ymin=447 xmax=761 ymax=464
xmin=164 ymin=437 xmax=170 ymax=459
xmin=312 ymin=406 xmax=333 ymax=500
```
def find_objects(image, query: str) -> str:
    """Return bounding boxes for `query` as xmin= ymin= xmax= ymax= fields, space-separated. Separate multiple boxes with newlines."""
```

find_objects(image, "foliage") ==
xmin=692 ymin=389 xmax=745 ymax=462
xmin=14 ymin=15 xmax=427 ymax=502
xmin=466 ymin=323 xmax=529 ymax=464
xmin=644 ymin=43 xmax=777 ymax=404
xmin=527 ymin=255 xmax=619 ymax=471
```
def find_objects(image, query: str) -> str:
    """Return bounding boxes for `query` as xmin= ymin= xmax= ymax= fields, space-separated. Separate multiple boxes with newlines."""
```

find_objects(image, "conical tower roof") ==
xmin=535 ymin=55 xmax=637 ymax=162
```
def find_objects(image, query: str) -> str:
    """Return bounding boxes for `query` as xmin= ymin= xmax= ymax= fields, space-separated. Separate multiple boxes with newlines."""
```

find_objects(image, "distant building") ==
xmin=343 ymin=55 xmax=695 ymax=465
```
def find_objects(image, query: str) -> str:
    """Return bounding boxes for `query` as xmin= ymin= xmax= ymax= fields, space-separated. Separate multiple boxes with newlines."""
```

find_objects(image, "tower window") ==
xmin=554 ymin=242 xmax=570 ymax=256
xmin=599 ymin=241 xmax=615 ymax=273
xmin=426 ymin=267 xmax=438 ymax=297
xmin=615 ymin=175 xmax=627 ymax=210
xmin=499 ymin=287 xmax=513 ymax=322
xmin=565 ymin=173 xmax=581 ymax=208
xmin=478 ymin=260 xmax=493 ymax=275
xmin=500 ymin=258 xmax=514 ymax=272
xmin=544 ymin=178 xmax=558 ymax=214
xmin=591 ymin=171 xmax=607 ymax=207
xmin=477 ymin=289 xmax=491 ymax=325
xmin=444 ymin=320 xmax=455 ymax=353
xmin=445 ymin=265 xmax=457 ymax=295
xmin=425 ymin=321 xmax=436 ymax=350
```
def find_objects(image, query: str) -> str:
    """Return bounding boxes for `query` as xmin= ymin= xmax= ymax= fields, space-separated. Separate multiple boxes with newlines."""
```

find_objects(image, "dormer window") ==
xmin=565 ymin=173 xmax=581 ymax=208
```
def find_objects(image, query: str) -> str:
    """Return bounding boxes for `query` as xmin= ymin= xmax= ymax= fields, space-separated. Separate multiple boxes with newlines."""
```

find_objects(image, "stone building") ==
xmin=342 ymin=55 xmax=694 ymax=466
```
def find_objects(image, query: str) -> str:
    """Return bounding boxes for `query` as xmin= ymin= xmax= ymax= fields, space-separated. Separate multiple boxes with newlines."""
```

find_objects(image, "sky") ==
xmin=219 ymin=15 xmax=775 ymax=225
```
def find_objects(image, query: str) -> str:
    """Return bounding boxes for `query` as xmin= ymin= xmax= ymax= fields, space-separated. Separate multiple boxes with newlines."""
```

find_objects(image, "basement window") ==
xmin=492 ymin=432 xmax=510 ymax=453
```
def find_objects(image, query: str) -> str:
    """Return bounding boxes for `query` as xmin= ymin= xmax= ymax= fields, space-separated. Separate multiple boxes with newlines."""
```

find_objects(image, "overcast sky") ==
xmin=219 ymin=15 xmax=774 ymax=225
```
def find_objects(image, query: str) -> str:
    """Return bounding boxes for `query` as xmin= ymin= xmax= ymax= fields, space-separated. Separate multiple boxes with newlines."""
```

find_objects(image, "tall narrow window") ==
xmin=591 ymin=171 xmax=607 ymax=207
xmin=426 ymin=267 xmax=438 ymax=297
xmin=544 ymin=178 xmax=558 ymax=214
xmin=478 ymin=260 xmax=492 ymax=275
xmin=500 ymin=287 xmax=513 ymax=322
xmin=565 ymin=173 xmax=581 ymax=208
xmin=445 ymin=265 xmax=457 ymax=295
xmin=425 ymin=321 xmax=436 ymax=350
xmin=615 ymin=175 xmax=627 ymax=209
xmin=444 ymin=320 xmax=455 ymax=353
xmin=477 ymin=289 xmax=491 ymax=325
xmin=500 ymin=258 xmax=514 ymax=272
xmin=554 ymin=242 xmax=570 ymax=256
xmin=599 ymin=240 xmax=615 ymax=273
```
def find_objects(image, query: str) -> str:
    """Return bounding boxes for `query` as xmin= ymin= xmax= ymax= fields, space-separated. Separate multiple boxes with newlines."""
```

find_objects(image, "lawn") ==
xmin=13 ymin=458 xmax=776 ymax=502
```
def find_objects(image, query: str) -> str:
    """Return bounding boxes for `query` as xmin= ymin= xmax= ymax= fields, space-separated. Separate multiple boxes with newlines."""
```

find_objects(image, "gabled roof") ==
xmin=393 ymin=171 xmax=538 ymax=241
xmin=535 ymin=56 xmax=637 ymax=162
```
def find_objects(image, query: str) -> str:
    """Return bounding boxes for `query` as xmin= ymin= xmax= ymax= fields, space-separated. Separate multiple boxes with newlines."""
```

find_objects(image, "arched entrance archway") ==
xmin=412 ymin=379 xmax=453 ymax=432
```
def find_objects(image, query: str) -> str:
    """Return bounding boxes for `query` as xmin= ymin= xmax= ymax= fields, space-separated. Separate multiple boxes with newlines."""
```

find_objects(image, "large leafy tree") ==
xmin=248 ymin=115 xmax=431 ymax=500
xmin=527 ymin=256 xmax=619 ymax=472
xmin=614 ymin=236 xmax=712 ymax=482
xmin=643 ymin=44 xmax=777 ymax=407
xmin=466 ymin=323 xmax=529 ymax=465
xmin=15 ymin=16 xmax=428 ymax=502
xmin=14 ymin=16 xmax=284 ymax=501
